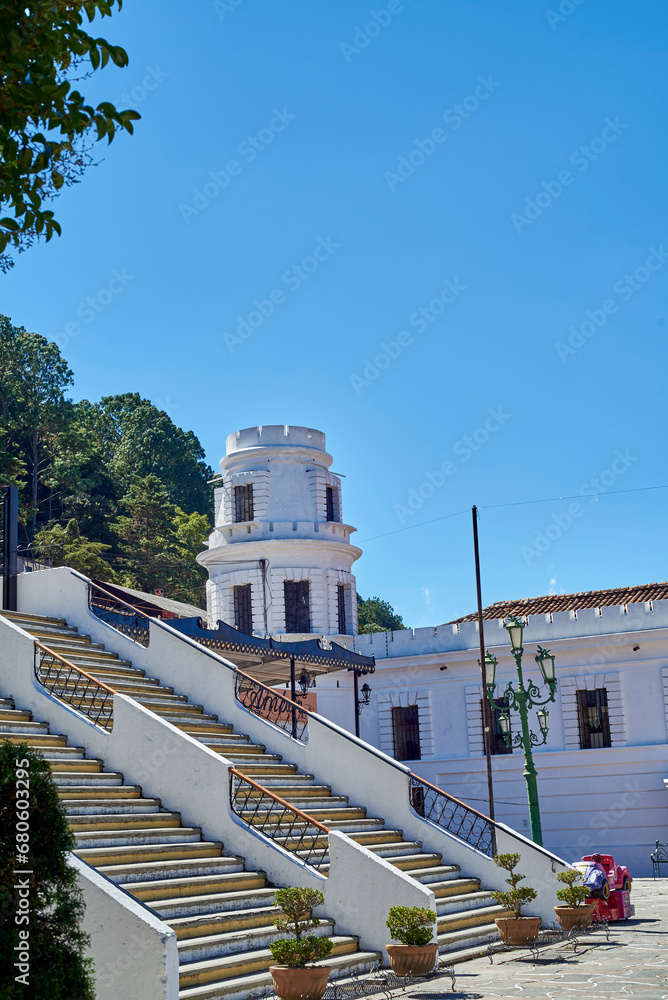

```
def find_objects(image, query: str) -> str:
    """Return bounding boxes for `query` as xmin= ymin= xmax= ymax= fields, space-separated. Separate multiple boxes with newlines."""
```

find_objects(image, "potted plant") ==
xmin=490 ymin=852 xmax=541 ymax=945
xmin=385 ymin=905 xmax=438 ymax=976
xmin=554 ymin=868 xmax=595 ymax=931
xmin=269 ymin=887 xmax=333 ymax=1000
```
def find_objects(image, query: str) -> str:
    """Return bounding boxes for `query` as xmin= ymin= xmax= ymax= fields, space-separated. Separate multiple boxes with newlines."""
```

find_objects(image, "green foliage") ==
xmin=269 ymin=935 xmax=333 ymax=968
xmin=35 ymin=519 xmax=117 ymax=581
xmin=269 ymin=887 xmax=333 ymax=967
xmin=357 ymin=594 xmax=406 ymax=634
xmin=489 ymin=852 xmax=538 ymax=919
xmin=0 ymin=0 xmax=139 ymax=270
xmin=0 ymin=741 xmax=95 ymax=998
xmin=385 ymin=905 xmax=435 ymax=946
xmin=0 ymin=316 xmax=213 ymax=602
xmin=555 ymin=868 xmax=590 ymax=908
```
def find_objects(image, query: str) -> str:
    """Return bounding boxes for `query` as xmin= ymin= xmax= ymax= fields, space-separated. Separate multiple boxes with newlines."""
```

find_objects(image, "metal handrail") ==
xmin=229 ymin=767 xmax=329 ymax=871
xmin=408 ymin=773 xmax=496 ymax=857
xmin=235 ymin=669 xmax=309 ymax=743
xmin=88 ymin=581 xmax=151 ymax=647
xmin=34 ymin=640 xmax=115 ymax=732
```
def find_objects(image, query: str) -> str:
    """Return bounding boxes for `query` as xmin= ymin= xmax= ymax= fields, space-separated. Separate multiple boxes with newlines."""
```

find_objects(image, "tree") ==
xmin=80 ymin=394 xmax=213 ymax=515
xmin=357 ymin=594 xmax=406 ymax=634
xmin=171 ymin=507 xmax=209 ymax=606
xmin=34 ymin=518 xmax=117 ymax=580
xmin=0 ymin=317 xmax=73 ymax=534
xmin=0 ymin=0 xmax=139 ymax=270
xmin=114 ymin=474 xmax=181 ymax=592
xmin=0 ymin=741 xmax=95 ymax=998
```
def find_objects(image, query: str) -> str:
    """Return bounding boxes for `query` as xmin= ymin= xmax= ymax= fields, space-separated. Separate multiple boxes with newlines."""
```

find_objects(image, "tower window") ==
xmin=480 ymin=699 xmax=512 ymax=755
xmin=577 ymin=688 xmax=611 ymax=749
xmin=234 ymin=484 xmax=254 ymax=523
xmin=392 ymin=705 xmax=421 ymax=761
xmin=337 ymin=584 xmax=347 ymax=634
xmin=326 ymin=485 xmax=340 ymax=522
xmin=233 ymin=585 xmax=253 ymax=634
xmin=284 ymin=580 xmax=311 ymax=633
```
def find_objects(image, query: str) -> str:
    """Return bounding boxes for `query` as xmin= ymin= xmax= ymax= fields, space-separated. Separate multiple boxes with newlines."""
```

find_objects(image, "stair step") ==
xmin=151 ymin=886 xmax=277 ymax=920
xmin=124 ymin=870 xmax=266 ymax=902
xmin=436 ymin=891 xmax=498 ymax=916
xmin=390 ymin=853 xmax=443 ymax=871
xmin=76 ymin=841 xmax=224 ymax=867
xmin=437 ymin=920 xmax=502 ymax=955
xmin=63 ymin=797 xmax=163 ymax=815
xmin=57 ymin=783 xmax=141 ymax=797
xmin=166 ymin=906 xmax=281 ymax=941
xmin=438 ymin=904 xmax=511 ymax=936
xmin=74 ymin=826 xmax=202 ymax=848
xmin=69 ymin=811 xmax=181 ymax=831
xmin=100 ymin=855 xmax=244 ymax=884
xmin=178 ymin=934 xmax=359 ymax=989
xmin=178 ymin=919 xmax=334 ymax=964
xmin=178 ymin=948 xmax=381 ymax=1000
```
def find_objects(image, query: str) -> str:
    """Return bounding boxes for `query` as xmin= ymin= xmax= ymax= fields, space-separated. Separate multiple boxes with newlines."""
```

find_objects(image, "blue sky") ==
xmin=3 ymin=0 xmax=668 ymax=627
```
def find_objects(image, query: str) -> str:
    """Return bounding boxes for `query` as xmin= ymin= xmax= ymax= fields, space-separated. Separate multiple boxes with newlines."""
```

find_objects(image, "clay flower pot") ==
xmin=494 ymin=915 xmax=542 ymax=945
xmin=386 ymin=943 xmax=439 ymax=976
xmin=270 ymin=965 xmax=331 ymax=1000
xmin=554 ymin=904 xmax=594 ymax=931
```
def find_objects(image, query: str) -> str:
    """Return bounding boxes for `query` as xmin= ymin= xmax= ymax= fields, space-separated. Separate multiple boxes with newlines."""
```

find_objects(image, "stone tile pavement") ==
xmin=377 ymin=879 xmax=668 ymax=1000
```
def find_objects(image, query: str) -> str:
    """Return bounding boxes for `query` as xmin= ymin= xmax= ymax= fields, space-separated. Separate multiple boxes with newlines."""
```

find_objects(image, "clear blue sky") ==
xmin=3 ymin=0 xmax=668 ymax=627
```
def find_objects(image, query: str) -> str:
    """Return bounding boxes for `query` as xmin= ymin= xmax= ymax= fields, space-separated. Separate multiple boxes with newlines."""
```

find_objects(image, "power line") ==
xmin=359 ymin=483 xmax=668 ymax=544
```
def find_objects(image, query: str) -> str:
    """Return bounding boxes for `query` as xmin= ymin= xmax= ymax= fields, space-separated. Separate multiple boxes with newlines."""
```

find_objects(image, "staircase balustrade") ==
xmin=88 ymin=582 xmax=151 ymax=646
xmin=235 ymin=670 xmax=309 ymax=742
xmin=229 ymin=767 xmax=329 ymax=871
xmin=409 ymin=774 xmax=496 ymax=857
xmin=34 ymin=641 xmax=115 ymax=732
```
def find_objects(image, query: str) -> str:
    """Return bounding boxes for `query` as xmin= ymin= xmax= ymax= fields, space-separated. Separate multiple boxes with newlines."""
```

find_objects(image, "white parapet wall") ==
xmin=15 ymin=567 xmax=569 ymax=923
xmin=1 ymin=589 xmax=436 ymax=964
xmin=70 ymin=855 xmax=179 ymax=1000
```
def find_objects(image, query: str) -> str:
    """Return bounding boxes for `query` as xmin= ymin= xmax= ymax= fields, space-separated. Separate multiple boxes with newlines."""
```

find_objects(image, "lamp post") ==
xmin=482 ymin=616 xmax=557 ymax=846
xmin=352 ymin=668 xmax=372 ymax=738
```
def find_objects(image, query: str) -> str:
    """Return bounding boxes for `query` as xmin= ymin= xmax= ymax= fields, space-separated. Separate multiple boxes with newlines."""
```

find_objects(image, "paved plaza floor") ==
xmin=382 ymin=879 xmax=668 ymax=1000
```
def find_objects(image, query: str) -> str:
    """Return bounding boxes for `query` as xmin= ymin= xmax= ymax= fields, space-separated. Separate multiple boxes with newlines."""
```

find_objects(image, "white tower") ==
xmin=197 ymin=425 xmax=361 ymax=637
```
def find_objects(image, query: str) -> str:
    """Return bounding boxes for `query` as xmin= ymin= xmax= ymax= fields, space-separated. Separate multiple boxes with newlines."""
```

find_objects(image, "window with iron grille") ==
xmin=480 ymin=699 xmax=512 ymax=755
xmin=233 ymin=585 xmax=253 ymax=634
xmin=284 ymin=580 xmax=311 ymax=633
xmin=337 ymin=584 xmax=347 ymax=634
xmin=234 ymin=484 xmax=254 ymax=523
xmin=392 ymin=705 xmax=421 ymax=761
xmin=577 ymin=688 xmax=611 ymax=749
xmin=326 ymin=485 xmax=340 ymax=522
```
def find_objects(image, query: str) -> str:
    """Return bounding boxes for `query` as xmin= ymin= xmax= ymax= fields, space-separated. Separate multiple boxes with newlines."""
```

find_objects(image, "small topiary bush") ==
xmin=269 ymin=887 xmax=333 ymax=968
xmin=0 ymin=740 xmax=95 ymax=999
xmin=489 ymin=852 xmax=537 ymax=919
xmin=386 ymin=905 xmax=435 ymax=946
xmin=556 ymin=868 xmax=590 ymax=908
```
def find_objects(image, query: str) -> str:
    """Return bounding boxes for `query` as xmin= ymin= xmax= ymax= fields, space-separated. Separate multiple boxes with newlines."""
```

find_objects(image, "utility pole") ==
xmin=472 ymin=505 xmax=495 ymax=820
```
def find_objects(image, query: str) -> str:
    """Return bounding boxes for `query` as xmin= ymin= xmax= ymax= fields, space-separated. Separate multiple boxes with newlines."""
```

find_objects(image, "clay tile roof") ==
xmin=447 ymin=582 xmax=668 ymax=624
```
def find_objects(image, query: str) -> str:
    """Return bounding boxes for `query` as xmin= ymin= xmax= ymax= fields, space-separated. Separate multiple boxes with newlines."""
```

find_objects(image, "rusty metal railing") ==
xmin=235 ymin=670 xmax=309 ymax=743
xmin=88 ymin=581 xmax=151 ymax=646
xmin=229 ymin=768 xmax=328 ymax=871
xmin=34 ymin=641 xmax=115 ymax=732
xmin=409 ymin=773 xmax=496 ymax=856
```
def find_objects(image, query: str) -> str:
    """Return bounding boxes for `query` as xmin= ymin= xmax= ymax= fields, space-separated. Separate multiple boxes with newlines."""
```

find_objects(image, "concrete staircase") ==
xmin=0 ymin=691 xmax=379 ymax=1000
xmin=4 ymin=610 xmax=510 ymax=961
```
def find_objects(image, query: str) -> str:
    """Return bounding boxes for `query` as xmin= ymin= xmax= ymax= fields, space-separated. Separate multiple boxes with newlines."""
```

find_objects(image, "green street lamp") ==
xmin=480 ymin=615 xmax=557 ymax=846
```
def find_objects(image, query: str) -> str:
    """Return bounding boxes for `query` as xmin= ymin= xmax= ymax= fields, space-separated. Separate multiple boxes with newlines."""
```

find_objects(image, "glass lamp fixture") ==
xmin=360 ymin=682 xmax=372 ymax=705
xmin=297 ymin=670 xmax=311 ymax=697
xmin=535 ymin=646 xmax=556 ymax=685
xmin=498 ymin=713 xmax=511 ymax=736
xmin=478 ymin=650 xmax=498 ymax=689
xmin=504 ymin=615 xmax=526 ymax=652
xmin=537 ymin=708 xmax=549 ymax=736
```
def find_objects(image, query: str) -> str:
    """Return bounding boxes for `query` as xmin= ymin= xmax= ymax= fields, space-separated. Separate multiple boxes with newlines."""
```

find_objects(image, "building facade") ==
xmin=198 ymin=425 xmax=360 ymax=636
xmin=316 ymin=584 xmax=668 ymax=877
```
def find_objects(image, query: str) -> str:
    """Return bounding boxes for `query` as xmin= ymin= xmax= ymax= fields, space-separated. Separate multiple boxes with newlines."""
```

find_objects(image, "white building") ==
xmin=198 ymin=424 xmax=668 ymax=877
xmin=198 ymin=424 xmax=360 ymax=637
xmin=316 ymin=585 xmax=668 ymax=877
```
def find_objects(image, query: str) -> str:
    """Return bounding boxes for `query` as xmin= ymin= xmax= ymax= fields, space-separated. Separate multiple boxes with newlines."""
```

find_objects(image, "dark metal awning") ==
xmin=168 ymin=616 xmax=375 ymax=686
